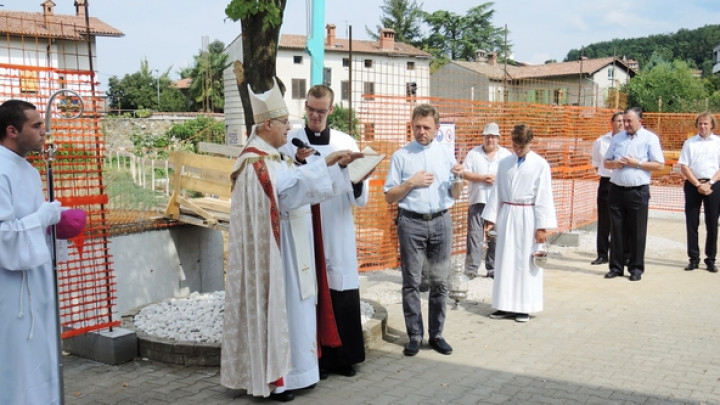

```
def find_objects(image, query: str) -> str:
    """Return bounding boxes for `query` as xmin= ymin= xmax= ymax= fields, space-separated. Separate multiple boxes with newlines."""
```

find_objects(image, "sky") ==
xmin=4 ymin=0 xmax=720 ymax=91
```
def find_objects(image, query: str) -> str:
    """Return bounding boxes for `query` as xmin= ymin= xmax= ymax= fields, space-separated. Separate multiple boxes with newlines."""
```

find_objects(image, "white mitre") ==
xmin=248 ymin=78 xmax=288 ymax=123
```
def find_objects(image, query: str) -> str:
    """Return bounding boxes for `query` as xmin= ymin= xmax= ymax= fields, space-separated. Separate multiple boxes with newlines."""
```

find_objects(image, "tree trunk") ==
xmin=238 ymin=0 xmax=288 ymax=135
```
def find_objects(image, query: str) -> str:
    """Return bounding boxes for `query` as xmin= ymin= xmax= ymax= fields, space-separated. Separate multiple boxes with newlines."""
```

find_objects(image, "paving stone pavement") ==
xmin=64 ymin=212 xmax=720 ymax=404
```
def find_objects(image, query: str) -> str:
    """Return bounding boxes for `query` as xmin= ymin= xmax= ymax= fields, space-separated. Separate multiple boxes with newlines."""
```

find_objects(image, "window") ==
xmin=292 ymin=78 xmax=306 ymax=99
xmin=323 ymin=67 xmax=331 ymax=86
xmin=406 ymin=82 xmax=417 ymax=97
xmin=293 ymin=55 xmax=303 ymax=64
xmin=363 ymin=81 xmax=375 ymax=98
xmin=407 ymin=61 xmax=415 ymax=70
xmin=608 ymin=66 xmax=615 ymax=81
xmin=20 ymin=70 xmax=39 ymax=94
xmin=342 ymin=58 xmax=350 ymax=67
xmin=341 ymin=81 xmax=349 ymax=101
xmin=364 ymin=59 xmax=373 ymax=68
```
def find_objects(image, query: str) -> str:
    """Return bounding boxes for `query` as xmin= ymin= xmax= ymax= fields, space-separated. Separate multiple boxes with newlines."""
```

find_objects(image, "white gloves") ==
xmin=37 ymin=200 xmax=62 ymax=227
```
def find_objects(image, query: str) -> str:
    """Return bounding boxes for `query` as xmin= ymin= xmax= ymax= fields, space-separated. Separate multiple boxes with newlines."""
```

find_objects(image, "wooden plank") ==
xmin=199 ymin=142 xmax=243 ymax=158
xmin=179 ymin=152 xmax=236 ymax=172
xmin=181 ymin=177 xmax=231 ymax=198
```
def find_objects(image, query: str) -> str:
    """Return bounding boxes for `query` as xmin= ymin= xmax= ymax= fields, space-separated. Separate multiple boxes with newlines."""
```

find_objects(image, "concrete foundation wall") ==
xmin=109 ymin=225 xmax=225 ymax=319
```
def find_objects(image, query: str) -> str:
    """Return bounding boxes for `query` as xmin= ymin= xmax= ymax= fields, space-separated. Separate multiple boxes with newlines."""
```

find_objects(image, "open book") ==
xmin=348 ymin=146 xmax=385 ymax=183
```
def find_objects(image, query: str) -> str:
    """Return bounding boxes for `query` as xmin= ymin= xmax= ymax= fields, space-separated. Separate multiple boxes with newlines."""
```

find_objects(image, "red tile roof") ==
xmin=450 ymin=57 xmax=635 ymax=80
xmin=280 ymin=34 xmax=431 ymax=58
xmin=0 ymin=11 xmax=123 ymax=40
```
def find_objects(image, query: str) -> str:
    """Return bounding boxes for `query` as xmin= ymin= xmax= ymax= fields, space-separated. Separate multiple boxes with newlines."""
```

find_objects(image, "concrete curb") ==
xmin=121 ymin=298 xmax=389 ymax=366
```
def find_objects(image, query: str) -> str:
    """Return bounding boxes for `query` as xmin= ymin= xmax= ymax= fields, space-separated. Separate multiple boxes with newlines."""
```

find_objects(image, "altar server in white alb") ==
xmin=221 ymin=79 xmax=362 ymax=401
xmin=281 ymin=84 xmax=369 ymax=378
xmin=0 ymin=100 xmax=64 ymax=404
xmin=482 ymin=124 xmax=557 ymax=323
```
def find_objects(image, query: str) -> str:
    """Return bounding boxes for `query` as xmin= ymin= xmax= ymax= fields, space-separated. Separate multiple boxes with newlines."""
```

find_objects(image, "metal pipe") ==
xmin=44 ymin=89 xmax=85 ymax=405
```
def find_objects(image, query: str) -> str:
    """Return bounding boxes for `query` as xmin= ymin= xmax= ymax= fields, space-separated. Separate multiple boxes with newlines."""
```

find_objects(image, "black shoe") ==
xmin=335 ymin=365 xmax=356 ymax=377
xmin=403 ymin=339 xmax=421 ymax=356
xmin=629 ymin=273 xmax=642 ymax=281
xmin=464 ymin=270 xmax=478 ymax=280
xmin=429 ymin=337 xmax=453 ymax=355
xmin=591 ymin=257 xmax=608 ymax=265
xmin=604 ymin=271 xmax=623 ymax=279
xmin=489 ymin=310 xmax=514 ymax=319
xmin=685 ymin=261 xmax=699 ymax=271
xmin=318 ymin=368 xmax=329 ymax=380
xmin=486 ymin=271 xmax=494 ymax=278
xmin=269 ymin=391 xmax=295 ymax=402
xmin=708 ymin=263 xmax=718 ymax=272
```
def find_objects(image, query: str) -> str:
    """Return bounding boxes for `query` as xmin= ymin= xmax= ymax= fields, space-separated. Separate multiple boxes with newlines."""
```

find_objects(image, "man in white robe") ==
xmin=483 ymin=124 xmax=557 ymax=323
xmin=281 ymin=84 xmax=368 ymax=377
xmin=221 ymin=80 xmax=361 ymax=401
xmin=0 ymin=100 xmax=63 ymax=404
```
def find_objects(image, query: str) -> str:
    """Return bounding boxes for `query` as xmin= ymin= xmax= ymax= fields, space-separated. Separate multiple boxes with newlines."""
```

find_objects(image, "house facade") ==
xmin=432 ymin=55 xmax=635 ymax=108
xmin=713 ymin=43 xmax=720 ymax=76
xmin=224 ymin=25 xmax=432 ymax=145
xmin=0 ymin=0 xmax=123 ymax=105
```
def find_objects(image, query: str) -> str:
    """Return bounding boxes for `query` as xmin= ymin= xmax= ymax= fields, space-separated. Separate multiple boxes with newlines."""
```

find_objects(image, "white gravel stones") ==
xmin=133 ymin=291 xmax=377 ymax=344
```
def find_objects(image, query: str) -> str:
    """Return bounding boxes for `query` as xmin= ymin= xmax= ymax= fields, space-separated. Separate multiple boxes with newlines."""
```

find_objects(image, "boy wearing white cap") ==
xmin=461 ymin=122 xmax=511 ymax=278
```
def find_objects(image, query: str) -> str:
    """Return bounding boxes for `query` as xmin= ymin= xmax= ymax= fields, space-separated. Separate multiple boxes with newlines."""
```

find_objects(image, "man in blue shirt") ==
xmin=602 ymin=107 xmax=665 ymax=281
xmin=384 ymin=104 xmax=463 ymax=356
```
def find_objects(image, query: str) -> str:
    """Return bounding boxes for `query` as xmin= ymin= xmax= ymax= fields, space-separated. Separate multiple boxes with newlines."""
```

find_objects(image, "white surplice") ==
xmin=0 ymin=146 xmax=61 ymax=405
xmin=482 ymin=151 xmax=557 ymax=313
xmin=221 ymin=134 xmax=352 ymax=397
xmin=282 ymin=128 xmax=368 ymax=291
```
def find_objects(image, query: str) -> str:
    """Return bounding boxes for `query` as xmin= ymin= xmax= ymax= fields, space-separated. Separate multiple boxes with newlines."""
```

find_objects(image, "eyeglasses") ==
xmin=305 ymin=105 xmax=329 ymax=115
xmin=272 ymin=118 xmax=289 ymax=125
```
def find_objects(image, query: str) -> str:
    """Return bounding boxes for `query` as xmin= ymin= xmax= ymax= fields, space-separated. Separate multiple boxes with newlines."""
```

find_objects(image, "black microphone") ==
xmin=291 ymin=138 xmax=321 ymax=155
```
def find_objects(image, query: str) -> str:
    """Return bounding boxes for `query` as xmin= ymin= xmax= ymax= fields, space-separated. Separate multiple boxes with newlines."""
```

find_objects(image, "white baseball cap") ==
xmin=482 ymin=122 xmax=501 ymax=136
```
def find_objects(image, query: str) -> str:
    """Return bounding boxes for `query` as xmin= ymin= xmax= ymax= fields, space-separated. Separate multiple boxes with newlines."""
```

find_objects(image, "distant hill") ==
xmin=564 ymin=24 xmax=720 ymax=74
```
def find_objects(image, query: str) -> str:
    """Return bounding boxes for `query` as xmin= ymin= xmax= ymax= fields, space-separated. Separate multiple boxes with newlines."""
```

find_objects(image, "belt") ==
xmin=504 ymin=202 xmax=534 ymax=206
xmin=698 ymin=178 xmax=711 ymax=183
xmin=400 ymin=209 xmax=447 ymax=220
xmin=611 ymin=183 xmax=647 ymax=190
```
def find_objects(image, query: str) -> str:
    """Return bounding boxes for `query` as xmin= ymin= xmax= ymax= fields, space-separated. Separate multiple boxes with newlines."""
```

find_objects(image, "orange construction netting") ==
xmin=352 ymin=95 xmax=705 ymax=271
xmin=0 ymin=63 xmax=120 ymax=338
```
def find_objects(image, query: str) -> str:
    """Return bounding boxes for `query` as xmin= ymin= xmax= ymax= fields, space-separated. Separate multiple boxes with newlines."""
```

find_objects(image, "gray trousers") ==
xmin=465 ymin=203 xmax=495 ymax=274
xmin=397 ymin=211 xmax=451 ymax=342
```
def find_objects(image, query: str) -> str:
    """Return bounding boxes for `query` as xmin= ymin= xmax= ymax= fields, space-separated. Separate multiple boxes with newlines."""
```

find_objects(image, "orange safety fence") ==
xmin=351 ymin=96 xmax=709 ymax=271
xmin=0 ymin=64 xmax=121 ymax=338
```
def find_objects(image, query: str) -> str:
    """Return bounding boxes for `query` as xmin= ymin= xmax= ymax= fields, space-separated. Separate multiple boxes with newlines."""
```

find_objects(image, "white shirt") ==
xmin=463 ymin=145 xmax=511 ymax=205
xmin=592 ymin=132 xmax=613 ymax=178
xmin=677 ymin=133 xmax=720 ymax=179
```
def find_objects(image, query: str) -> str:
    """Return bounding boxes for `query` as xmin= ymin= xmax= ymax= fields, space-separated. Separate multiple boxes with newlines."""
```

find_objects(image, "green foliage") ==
xmin=365 ymin=0 xmax=425 ymax=47
xmin=327 ymin=103 xmax=360 ymax=138
xmin=106 ymin=59 xmax=187 ymax=113
xmin=623 ymin=60 xmax=709 ymax=113
xmin=166 ymin=116 xmax=226 ymax=150
xmin=565 ymin=24 xmax=720 ymax=76
xmin=421 ymin=3 xmax=506 ymax=61
xmin=225 ymin=0 xmax=283 ymax=29
xmin=180 ymin=40 xmax=231 ymax=113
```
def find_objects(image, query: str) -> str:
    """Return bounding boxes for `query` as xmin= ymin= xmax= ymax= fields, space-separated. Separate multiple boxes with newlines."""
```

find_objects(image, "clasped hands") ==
xmin=407 ymin=164 xmax=464 ymax=188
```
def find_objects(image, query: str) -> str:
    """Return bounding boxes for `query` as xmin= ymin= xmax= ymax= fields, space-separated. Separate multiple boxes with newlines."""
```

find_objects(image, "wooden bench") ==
xmin=163 ymin=150 xmax=236 ymax=230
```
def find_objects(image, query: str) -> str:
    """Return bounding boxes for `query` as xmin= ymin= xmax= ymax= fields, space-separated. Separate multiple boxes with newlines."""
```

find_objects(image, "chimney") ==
xmin=74 ymin=0 xmax=87 ymax=17
xmin=326 ymin=24 xmax=336 ymax=46
xmin=475 ymin=49 xmax=487 ymax=63
xmin=379 ymin=28 xmax=396 ymax=51
xmin=42 ymin=0 xmax=56 ymax=23
xmin=487 ymin=52 xmax=497 ymax=66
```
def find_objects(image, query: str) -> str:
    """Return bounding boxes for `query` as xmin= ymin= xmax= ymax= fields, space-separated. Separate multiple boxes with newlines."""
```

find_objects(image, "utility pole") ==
xmin=153 ymin=69 xmax=160 ymax=111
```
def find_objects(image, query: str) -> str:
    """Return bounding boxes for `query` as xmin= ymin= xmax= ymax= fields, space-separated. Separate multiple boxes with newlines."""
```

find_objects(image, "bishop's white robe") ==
xmin=0 ymin=146 xmax=61 ymax=405
xmin=221 ymin=134 xmax=352 ymax=397
xmin=482 ymin=151 xmax=557 ymax=313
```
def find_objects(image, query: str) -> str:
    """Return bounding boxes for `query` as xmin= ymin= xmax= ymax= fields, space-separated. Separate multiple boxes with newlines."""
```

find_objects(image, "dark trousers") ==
xmin=609 ymin=184 xmax=650 ymax=276
xmin=596 ymin=177 xmax=611 ymax=260
xmin=397 ymin=211 xmax=451 ymax=342
xmin=683 ymin=180 xmax=720 ymax=263
xmin=465 ymin=203 xmax=495 ymax=274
